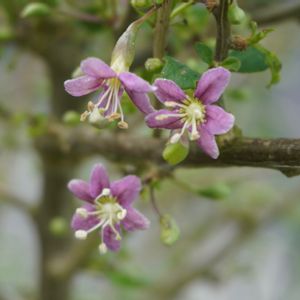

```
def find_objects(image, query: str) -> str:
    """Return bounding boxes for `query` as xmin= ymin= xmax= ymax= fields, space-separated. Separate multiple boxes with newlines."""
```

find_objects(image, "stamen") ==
xmin=99 ymin=243 xmax=107 ymax=254
xmin=189 ymin=116 xmax=200 ymax=141
xmin=156 ymin=112 xmax=186 ymax=121
xmin=75 ymin=230 xmax=88 ymax=240
xmin=101 ymin=188 xmax=111 ymax=196
xmin=118 ymin=121 xmax=128 ymax=129
xmin=76 ymin=208 xmax=88 ymax=218
xmin=164 ymin=101 xmax=186 ymax=108
xmin=117 ymin=208 xmax=127 ymax=220
xmin=87 ymin=101 xmax=95 ymax=112
xmin=80 ymin=111 xmax=89 ymax=122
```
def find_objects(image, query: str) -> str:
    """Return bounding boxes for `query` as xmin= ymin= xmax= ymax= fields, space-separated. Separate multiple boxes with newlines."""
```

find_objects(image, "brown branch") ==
xmin=34 ymin=124 xmax=300 ymax=177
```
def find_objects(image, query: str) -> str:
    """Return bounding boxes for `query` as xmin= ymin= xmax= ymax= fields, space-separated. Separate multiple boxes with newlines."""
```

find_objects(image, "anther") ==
xmin=117 ymin=209 xmax=127 ymax=220
xmin=75 ymin=230 xmax=88 ymax=240
xmin=170 ymin=133 xmax=181 ymax=144
xmin=80 ymin=111 xmax=89 ymax=122
xmin=99 ymin=243 xmax=107 ymax=254
xmin=101 ymin=188 xmax=111 ymax=196
xmin=76 ymin=208 xmax=88 ymax=218
xmin=87 ymin=101 xmax=95 ymax=112
xmin=117 ymin=121 xmax=128 ymax=129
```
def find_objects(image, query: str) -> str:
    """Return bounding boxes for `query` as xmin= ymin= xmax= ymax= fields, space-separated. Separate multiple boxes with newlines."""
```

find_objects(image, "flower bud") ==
xmin=228 ymin=3 xmax=246 ymax=25
xmin=160 ymin=214 xmax=180 ymax=246
xmin=131 ymin=0 xmax=152 ymax=9
xmin=145 ymin=58 xmax=163 ymax=72
xmin=21 ymin=2 xmax=51 ymax=18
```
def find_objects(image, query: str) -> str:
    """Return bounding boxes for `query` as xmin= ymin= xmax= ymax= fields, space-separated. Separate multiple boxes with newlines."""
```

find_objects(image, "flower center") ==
xmin=74 ymin=188 xmax=127 ymax=254
xmin=80 ymin=78 xmax=128 ymax=129
xmin=157 ymin=97 xmax=206 ymax=143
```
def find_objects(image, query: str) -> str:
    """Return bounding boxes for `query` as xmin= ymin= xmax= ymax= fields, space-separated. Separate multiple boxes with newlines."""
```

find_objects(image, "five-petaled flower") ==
xmin=145 ymin=67 xmax=235 ymax=159
xmin=64 ymin=57 xmax=155 ymax=129
xmin=68 ymin=164 xmax=150 ymax=254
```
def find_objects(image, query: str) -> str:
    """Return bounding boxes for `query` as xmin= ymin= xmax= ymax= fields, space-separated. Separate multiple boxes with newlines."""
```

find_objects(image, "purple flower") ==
xmin=68 ymin=164 xmax=150 ymax=254
xmin=145 ymin=67 xmax=235 ymax=159
xmin=64 ymin=57 xmax=155 ymax=129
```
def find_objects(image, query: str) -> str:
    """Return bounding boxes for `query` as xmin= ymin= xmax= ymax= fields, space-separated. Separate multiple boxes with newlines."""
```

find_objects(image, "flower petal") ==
xmin=122 ymin=207 xmax=150 ymax=232
xmin=71 ymin=204 xmax=99 ymax=231
xmin=68 ymin=179 xmax=93 ymax=202
xmin=145 ymin=109 xmax=183 ymax=129
xmin=103 ymin=226 xmax=121 ymax=252
xmin=194 ymin=67 xmax=230 ymax=104
xmin=197 ymin=127 xmax=219 ymax=159
xmin=119 ymin=72 xmax=154 ymax=93
xmin=204 ymin=105 xmax=235 ymax=135
xmin=126 ymin=90 xmax=154 ymax=114
xmin=80 ymin=57 xmax=116 ymax=78
xmin=89 ymin=164 xmax=110 ymax=198
xmin=111 ymin=175 xmax=141 ymax=207
xmin=154 ymin=79 xmax=186 ymax=103
xmin=64 ymin=75 xmax=102 ymax=97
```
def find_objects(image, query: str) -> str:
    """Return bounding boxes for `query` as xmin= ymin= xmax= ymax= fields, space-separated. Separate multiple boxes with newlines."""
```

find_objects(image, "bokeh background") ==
xmin=1 ymin=0 xmax=300 ymax=300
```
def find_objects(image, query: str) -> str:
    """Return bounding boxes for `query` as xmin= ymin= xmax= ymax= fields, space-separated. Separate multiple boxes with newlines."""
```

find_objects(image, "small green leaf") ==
xmin=21 ymin=3 xmax=52 ymax=18
xmin=221 ymin=56 xmax=241 ymax=72
xmin=163 ymin=142 xmax=189 ymax=165
xmin=249 ymin=28 xmax=273 ymax=45
xmin=230 ymin=46 xmax=268 ymax=73
xmin=107 ymin=270 xmax=149 ymax=288
xmin=197 ymin=183 xmax=231 ymax=200
xmin=195 ymin=42 xmax=214 ymax=65
xmin=162 ymin=56 xmax=200 ymax=89
xmin=160 ymin=214 xmax=180 ymax=246
xmin=256 ymin=45 xmax=281 ymax=87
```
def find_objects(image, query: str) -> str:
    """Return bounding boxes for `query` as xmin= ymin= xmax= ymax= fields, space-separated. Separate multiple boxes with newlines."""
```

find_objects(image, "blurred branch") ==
xmin=34 ymin=123 xmax=300 ymax=177
xmin=0 ymin=184 xmax=36 ymax=215
xmin=149 ymin=186 xmax=300 ymax=300
xmin=252 ymin=1 xmax=300 ymax=25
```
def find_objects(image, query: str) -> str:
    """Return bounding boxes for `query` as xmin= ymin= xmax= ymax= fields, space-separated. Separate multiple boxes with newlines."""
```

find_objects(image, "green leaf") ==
xmin=21 ymin=3 xmax=52 ymax=18
xmin=107 ymin=270 xmax=149 ymax=288
xmin=197 ymin=183 xmax=231 ymax=200
xmin=249 ymin=28 xmax=274 ymax=45
xmin=160 ymin=214 xmax=180 ymax=246
xmin=221 ymin=56 xmax=241 ymax=72
xmin=195 ymin=42 xmax=214 ymax=65
xmin=256 ymin=45 xmax=281 ymax=87
xmin=163 ymin=142 xmax=189 ymax=165
xmin=162 ymin=56 xmax=200 ymax=89
xmin=229 ymin=46 xmax=268 ymax=73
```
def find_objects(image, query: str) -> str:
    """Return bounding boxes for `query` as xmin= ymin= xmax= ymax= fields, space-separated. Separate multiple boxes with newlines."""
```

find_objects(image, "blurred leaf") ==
xmin=221 ymin=56 xmax=241 ymax=71
xmin=197 ymin=182 xmax=232 ymax=200
xmin=160 ymin=214 xmax=180 ymax=246
xmin=49 ymin=217 xmax=68 ymax=237
xmin=195 ymin=42 xmax=214 ymax=65
xmin=21 ymin=2 xmax=52 ymax=18
xmin=162 ymin=56 xmax=200 ymax=89
xmin=62 ymin=111 xmax=81 ymax=126
xmin=163 ymin=142 xmax=189 ymax=165
xmin=230 ymin=46 xmax=268 ymax=73
xmin=107 ymin=270 xmax=149 ymax=288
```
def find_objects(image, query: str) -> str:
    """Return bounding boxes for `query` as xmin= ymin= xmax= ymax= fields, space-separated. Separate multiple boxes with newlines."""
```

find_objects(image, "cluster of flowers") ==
xmin=64 ymin=57 xmax=234 ymax=159
xmin=65 ymin=57 xmax=235 ymax=254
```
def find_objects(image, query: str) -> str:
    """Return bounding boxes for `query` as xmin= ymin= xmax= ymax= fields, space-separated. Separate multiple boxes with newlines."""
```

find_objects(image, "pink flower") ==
xmin=68 ymin=164 xmax=150 ymax=254
xmin=145 ymin=67 xmax=235 ymax=159
xmin=64 ymin=57 xmax=155 ymax=128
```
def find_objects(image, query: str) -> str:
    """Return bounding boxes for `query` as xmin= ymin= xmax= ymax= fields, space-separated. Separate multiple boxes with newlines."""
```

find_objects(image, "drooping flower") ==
xmin=68 ymin=164 xmax=150 ymax=254
xmin=145 ymin=67 xmax=235 ymax=159
xmin=64 ymin=57 xmax=155 ymax=129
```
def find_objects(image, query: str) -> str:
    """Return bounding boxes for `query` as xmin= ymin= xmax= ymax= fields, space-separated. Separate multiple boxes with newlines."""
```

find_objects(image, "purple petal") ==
xmin=68 ymin=179 xmax=93 ymax=202
xmin=111 ymin=175 xmax=141 ymax=207
xmin=197 ymin=127 xmax=219 ymax=159
xmin=89 ymin=164 xmax=110 ymax=198
xmin=80 ymin=57 xmax=116 ymax=79
xmin=122 ymin=207 xmax=150 ymax=232
xmin=204 ymin=105 xmax=235 ymax=135
xmin=119 ymin=72 xmax=154 ymax=93
xmin=64 ymin=75 xmax=102 ymax=97
xmin=126 ymin=90 xmax=154 ymax=114
xmin=71 ymin=203 xmax=99 ymax=231
xmin=154 ymin=79 xmax=186 ymax=103
xmin=103 ymin=226 xmax=121 ymax=252
xmin=145 ymin=109 xmax=183 ymax=129
xmin=194 ymin=67 xmax=230 ymax=104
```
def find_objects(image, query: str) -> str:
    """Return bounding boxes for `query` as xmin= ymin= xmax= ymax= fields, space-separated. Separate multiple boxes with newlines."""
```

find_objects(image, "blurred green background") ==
xmin=1 ymin=1 xmax=300 ymax=300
